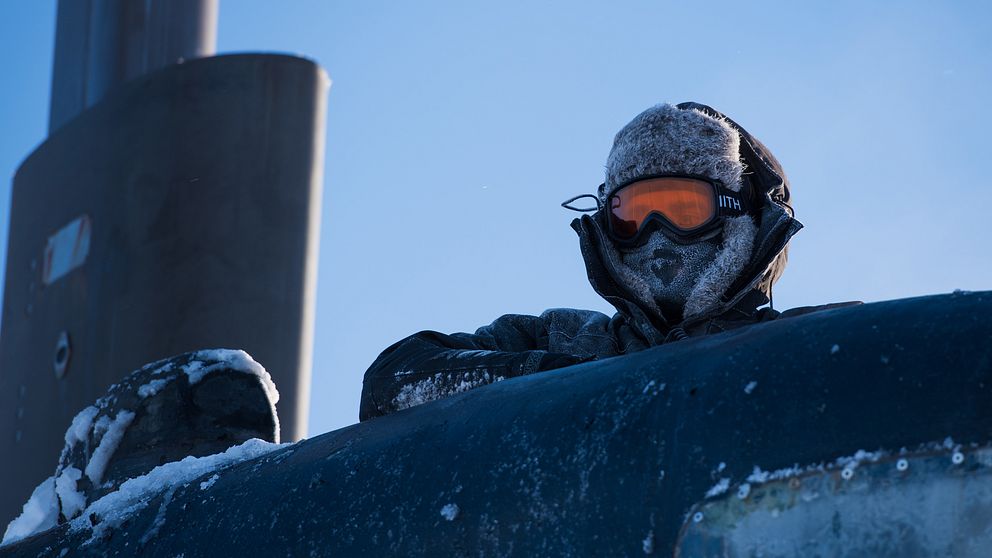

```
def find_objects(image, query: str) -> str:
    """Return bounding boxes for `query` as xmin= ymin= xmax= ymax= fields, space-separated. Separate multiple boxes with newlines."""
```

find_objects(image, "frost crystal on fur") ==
xmin=615 ymin=230 xmax=718 ymax=317
xmin=683 ymin=216 xmax=757 ymax=318
xmin=602 ymin=103 xmax=744 ymax=201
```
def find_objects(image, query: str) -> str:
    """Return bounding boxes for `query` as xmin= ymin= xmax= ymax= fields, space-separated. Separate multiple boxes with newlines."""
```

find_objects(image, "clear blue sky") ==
xmin=1 ymin=1 xmax=990 ymax=436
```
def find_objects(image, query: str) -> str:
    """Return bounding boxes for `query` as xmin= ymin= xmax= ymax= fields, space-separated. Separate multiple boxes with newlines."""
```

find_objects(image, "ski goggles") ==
xmin=562 ymin=174 xmax=751 ymax=245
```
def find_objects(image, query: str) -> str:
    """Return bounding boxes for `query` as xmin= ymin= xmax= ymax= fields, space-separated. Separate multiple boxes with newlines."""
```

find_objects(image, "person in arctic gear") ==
xmin=359 ymin=101 xmax=855 ymax=421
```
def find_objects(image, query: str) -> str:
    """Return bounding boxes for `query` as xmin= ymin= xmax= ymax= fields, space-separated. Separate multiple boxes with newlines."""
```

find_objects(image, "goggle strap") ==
xmin=561 ymin=193 xmax=602 ymax=213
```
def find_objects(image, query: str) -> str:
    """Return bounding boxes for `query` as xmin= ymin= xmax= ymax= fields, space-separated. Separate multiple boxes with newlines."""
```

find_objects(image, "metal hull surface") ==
xmin=4 ymin=291 xmax=990 ymax=556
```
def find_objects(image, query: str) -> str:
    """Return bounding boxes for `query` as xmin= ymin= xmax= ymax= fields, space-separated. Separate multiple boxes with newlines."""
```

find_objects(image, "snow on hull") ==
xmin=1 ymin=479 xmax=57 ymax=546
xmin=2 ymin=348 xmax=280 ymax=546
xmin=70 ymin=438 xmax=288 ymax=543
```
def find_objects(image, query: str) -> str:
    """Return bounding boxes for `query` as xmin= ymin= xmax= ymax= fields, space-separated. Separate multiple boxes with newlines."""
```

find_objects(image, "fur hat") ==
xmin=600 ymin=103 xmax=745 ymax=200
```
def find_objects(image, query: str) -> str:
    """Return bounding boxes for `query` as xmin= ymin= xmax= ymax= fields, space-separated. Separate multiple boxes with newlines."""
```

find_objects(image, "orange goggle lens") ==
xmin=608 ymin=177 xmax=717 ymax=239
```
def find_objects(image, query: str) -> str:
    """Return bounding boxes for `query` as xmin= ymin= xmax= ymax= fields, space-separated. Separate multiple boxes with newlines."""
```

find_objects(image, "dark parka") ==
xmin=359 ymin=102 xmax=854 ymax=421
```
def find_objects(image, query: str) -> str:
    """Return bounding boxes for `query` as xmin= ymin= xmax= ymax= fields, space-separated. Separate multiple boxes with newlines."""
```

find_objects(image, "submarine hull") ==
xmin=4 ymin=291 xmax=991 ymax=556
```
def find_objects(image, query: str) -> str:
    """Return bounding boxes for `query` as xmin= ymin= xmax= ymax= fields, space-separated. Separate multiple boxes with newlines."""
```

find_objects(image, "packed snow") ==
xmin=70 ymin=438 xmax=288 ymax=542
xmin=54 ymin=467 xmax=87 ymax=520
xmin=3 ymin=440 xmax=287 ymax=547
xmin=137 ymin=378 xmax=170 ymax=399
xmin=1 ymin=478 xmax=58 ymax=546
xmin=65 ymin=406 xmax=98 ymax=446
xmin=85 ymin=411 xmax=135 ymax=484
xmin=2 ymin=349 xmax=282 ymax=547
xmin=4 ymin=405 xmax=103 ymax=545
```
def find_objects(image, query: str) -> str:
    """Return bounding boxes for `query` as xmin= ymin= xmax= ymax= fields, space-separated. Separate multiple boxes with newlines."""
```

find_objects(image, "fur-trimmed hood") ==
xmin=571 ymin=102 xmax=802 ymax=342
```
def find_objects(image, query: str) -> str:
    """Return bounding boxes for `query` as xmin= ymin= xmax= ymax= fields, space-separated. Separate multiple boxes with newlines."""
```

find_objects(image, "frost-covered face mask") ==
xmin=613 ymin=214 xmax=757 ymax=321
xmin=616 ymin=230 xmax=720 ymax=318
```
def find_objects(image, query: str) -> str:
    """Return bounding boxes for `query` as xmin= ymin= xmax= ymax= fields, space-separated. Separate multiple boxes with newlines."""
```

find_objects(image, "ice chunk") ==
xmin=440 ymin=503 xmax=460 ymax=521
xmin=744 ymin=381 xmax=757 ymax=394
xmin=830 ymin=344 xmax=840 ymax=355
xmin=55 ymin=467 xmax=87 ymax=520
xmin=65 ymin=406 xmax=98 ymax=446
xmin=706 ymin=478 xmax=730 ymax=498
xmin=1 ymin=477 xmax=58 ymax=546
